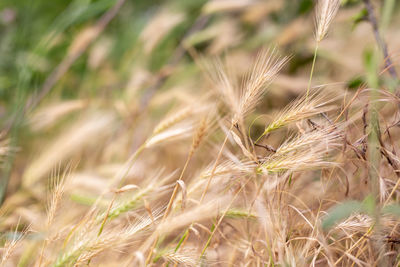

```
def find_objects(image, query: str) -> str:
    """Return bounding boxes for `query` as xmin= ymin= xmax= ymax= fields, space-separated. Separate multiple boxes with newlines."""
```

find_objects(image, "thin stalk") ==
xmin=306 ymin=42 xmax=320 ymax=99
xmin=97 ymin=195 xmax=116 ymax=236
xmin=90 ymin=195 xmax=116 ymax=266
xmin=145 ymin=148 xmax=194 ymax=264
xmin=160 ymin=125 xmax=233 ymax=261
xmin=254 ymin=126 xmax=274 ymax=144
xmin=117 ymin=142 xmax=147 ymax=187
xmin=381 ymin=0 xmax=395 ymax=31
xmin=165 ymin=228 xmax=190 ymax=267
xmin=254 ymin=130 xmax=266 ymax=144
xmin=334 ymin=225 xmax=374 ymax=265
xmin=87 ymin=142 xmax=146 ymax=242
xmin=365 ymin=50 xmax=380 ymax=201
xmin=365 ymin=49 xmax=388 ymax=265
xmin=200 ymin=177 xmax=251 ymax=257
xmin=174 ymin=228 xmax=189 ymax=253
xmin=255 ymin=42 xmax=319 ymax=143
xmin=37 ymin=239 xmax=48 ymax=267
xmin=384 ymin=177 xmax=400 ymax=206
xmin=163 ymin=155 xmax=192 ymax=219
xmin=199 ymin=124 xmax=233 ymax=203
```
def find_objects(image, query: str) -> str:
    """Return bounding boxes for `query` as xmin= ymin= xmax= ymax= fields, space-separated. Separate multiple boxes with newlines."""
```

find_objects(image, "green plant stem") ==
xmin=254 ymin=129 xmax=267 ymax=144
xmin=365 ymin=49 xmax=389 ymax=266
xmin=165 ymin=228 xmax=190 ymax=266
xmin=255 ymin=42 xmax=320 ymax=144
xmin=97 ymin=195 xmax=116 ymax=236
xmin=174 ymin=228 xmax=189 ymax=253
xmin=200 ymin=177 xmax=251 ymax=257
xmin=365 ymin=50 xmax=380 ymax=202
xmin=381 ymin=0 xmax=395 ymax=31
xmin=306 ymin=42 xmax=320 ymax=99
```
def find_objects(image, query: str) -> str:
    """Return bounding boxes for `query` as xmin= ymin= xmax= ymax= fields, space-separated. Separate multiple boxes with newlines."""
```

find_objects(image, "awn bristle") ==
xmin=106 ymin=171 xmax=174 ymax=220
xmin=315 ymin=0 xmax=340 ymax=42
xmin=146 ymin=123 xmax=194 ymax=148
xmin=54 ymin=209 xmax=162 ymax=266
xmin=201 ymin=159 xmax=254 ymax=179
xmin=263 ymin=89 xmax=336 ymax=134
xmin=162 ymin=250 xmax=199 ymax=266
xmin=147 ymin=104 xmax=212 ymax=148
xmin=275 ymin=127 xmax=341 ymax=155
xmin=259 ymin=127 xmax=340 ymax=173
xmin=204 ymin=57 xmax=238 ymax=116
xmin=205 ymin=49 xmax=288 ymax=124
xmin=46 ymin=165 xmax=70 ymax=228
xmin=236 ymin=49 xmax=289 ymax=123
xmin=1 ymin=224 xmax=30 ymax=265
xmin=152 ymin=106 xmax=193 ymax=135
xmin=189 ymin=116 xmax=210 ymax=156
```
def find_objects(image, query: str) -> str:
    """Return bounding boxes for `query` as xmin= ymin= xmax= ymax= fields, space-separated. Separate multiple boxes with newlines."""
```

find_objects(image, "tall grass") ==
xmin=1 ymin=0 xmax=400 ymax=266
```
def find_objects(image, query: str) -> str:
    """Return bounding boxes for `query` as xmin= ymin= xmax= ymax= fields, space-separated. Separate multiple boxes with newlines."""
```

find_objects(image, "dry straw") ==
xmin=6 ymin=0 xmax=399 ymax=263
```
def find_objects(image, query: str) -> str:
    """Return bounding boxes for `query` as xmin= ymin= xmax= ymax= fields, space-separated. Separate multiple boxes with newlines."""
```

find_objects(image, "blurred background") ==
xmin=0 ymin=1 xmax=399 ymax=264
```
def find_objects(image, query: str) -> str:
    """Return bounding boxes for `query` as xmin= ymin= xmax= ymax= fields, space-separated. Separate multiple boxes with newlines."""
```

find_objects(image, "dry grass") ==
xmin=1 ymin=0 xmax=400 ymax=266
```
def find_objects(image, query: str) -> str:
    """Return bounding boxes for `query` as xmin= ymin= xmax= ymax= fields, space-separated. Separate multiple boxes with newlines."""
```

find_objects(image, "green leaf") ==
xmin=341 ymin=0 xmax=362 ymax=7
xmin=322 ymin=201 xmax=363 ymax=230
xmin=382 ymin=204 xmax=400 ymax=217
xmin=362 ymin=194 xmax=376 ymax=215
xmin=351 ymin=8 xmax=368 ymax=30
xmin=225 ymin=209 xmax=257 ymax=219
xmin=347 ymin=76 xmax=364 ymax=90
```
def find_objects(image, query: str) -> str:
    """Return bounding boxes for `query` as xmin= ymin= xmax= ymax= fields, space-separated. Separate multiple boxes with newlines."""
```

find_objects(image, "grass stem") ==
xmin=306 ymin=42 xmax=320 ymax=99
